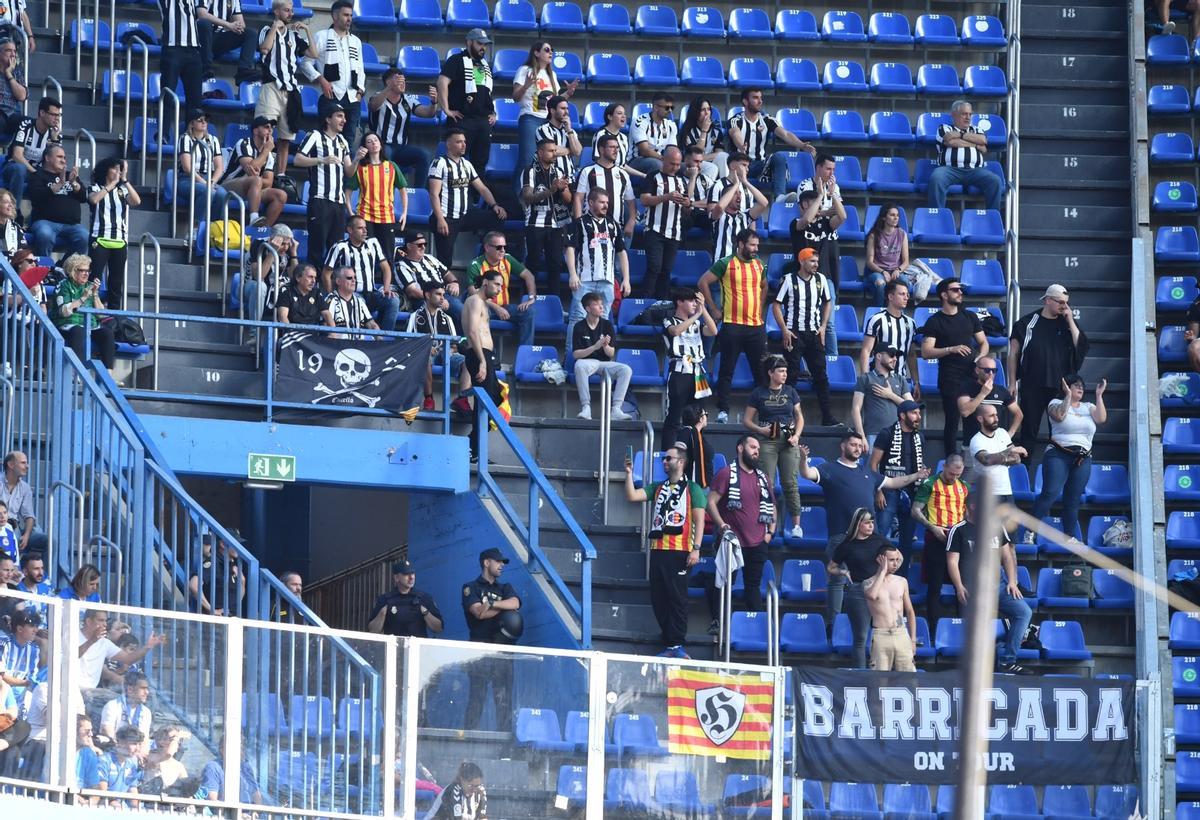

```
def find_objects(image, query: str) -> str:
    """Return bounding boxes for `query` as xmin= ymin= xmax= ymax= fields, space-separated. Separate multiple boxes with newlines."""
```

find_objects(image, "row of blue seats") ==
xmin=1149 ymin=84 xmax=1200 ymax=114
xmin=1147 ymin=33 xmax=1200 ymax=66
xmin=243 ymin=693 xmax=380 ymax=741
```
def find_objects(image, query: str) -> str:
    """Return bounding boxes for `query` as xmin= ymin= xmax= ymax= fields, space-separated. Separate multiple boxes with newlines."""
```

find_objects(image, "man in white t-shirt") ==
xmin=99 ymin=671 xmax=153 ymax=741
xmin=968 ymin=404 xmax=1028 ymax=502
xmin=77 ymin=610 xmax=164 ymax=712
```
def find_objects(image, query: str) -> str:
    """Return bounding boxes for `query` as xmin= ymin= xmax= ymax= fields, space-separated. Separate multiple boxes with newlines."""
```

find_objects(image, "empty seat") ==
xmin=681 ymin=6 xmax=725 ymax=38
xmin=634 ymin=54 xmax=678 ymax=86
xmin=916 ymin=112 xmax=953 ymax=143
xmin=730 ymin=611 xmax=770 ymax=653
xmin=1040 ymin=620 xmax=1092 ymax=660
xmin=492 ymin=0 xmax=537 ymax=31
xmin=556 ymin=765 xmax=587 ymax=807
xmin=870 ymin=62 xmax=915 ymax=94
xmin=587 ymin=3 xmax=631 ymax=33
xmin=635 ymin=5 xmax=678 ymax=36
xmin=960 ymin=209 xmax=1005 ymax=245
xmin=915 ymin=14 xmax=959 ymax=46
xmin=587 ymin=53 xmax=631 ymax=85
xmin=822 ymin=60 xmax=868 ymax=93
xmin=445 ymin=0 xmax=488 ymax=28
xmin=541 ymin=1 xmax=586 ymax=33
xmin=833 ymin=305 xmax=863 ymax=343
xmin=729 ymin=7 xmax=773 ymax=39
xmin=1181 ymin=752 xmax=1200 ymax=793
xmin=973 ymin=113 xmax=1008 ymax=145
xmin=959 ymin=258 xmax=1005 ymax=296
xmin=917 ymin=64 xmax=962 ymax=96
xmin=243 ymin=692 xmax=288 ymax=735
xmin=777 ymin=108 xmax=819 ymax=141
xmin=615 ymin=349 xmax=663 ymax=387
xmin=1158 ymin=226 xmax=1200 ymax=262
xmin=729 ymin=58 xmax=774 ymax=90
xmin=671 ymin=250 xmax=713 ymax=286
xmin=935 ymin=617 xmax=966 ymax=656
xmin=1150 ymin=84 xmax=1192 ymax=115
xmin=724 ymin=775 xmax=773 ymax=817
xmin=655 ymin=771 xmax=714 ymax=815
xmin=1150 ymin=132 xmax=1196 ymax=164
xmin=396 ymin=46 xmax=441 ymax=80
xmin=396 ymin=0 xmax=439 ymax=27
xmin=612 ymin=713 xmax=668 ymax=756
xmin=681 ymin=56 xmax=725 ymax=88
xmin=821 ymin=110 xmax=867 ymax=141
xmin=776 ymin=58 xmax=820 ymax=93
xmin=825 ymin=356 xmax=858 ymax=392
xmin=964 ymin=65 xmax=1009 ymax=96
xmin=775 ymin=9 xmax=819 ymax=41
xmin=515 ymin=707 xmax=574 ymax=752
xmin=1168 ymin=464 xmax=1200 ymax=501
xmin=1155 ymin=181 xmax=1200 ymax=212
xmin=869 ymin=12 xmax=913 ymax=44
xmin=1083 ymin=463 xmax=1129 ymax=503
xmin=831 ymin=612 xmax=865 ymax=656
xmin=1148 ymin=33 xmax=1192 ymax=65
xmin=1095 ymin=785 xmax=1139 ymax=819
xmin=1041 ymin=785 xmax=1091 ymax=818
xmin=1177 ymin=657 xmax=1200 ymax=697
xmin=838 ymin=205 xmax=864 ymax=241
xmin=779 ymin=613 xmax=829 ymax=654
xmin=1184 ymin=705 xmax=1200 ymax=746
xmin=1091 ymin=570 xmax=1133 ymax=609
xmin=780 ymin=560 xmax=827 ymax=602
xmin=829 ymin=782 xmax=882 ymax=819
xmin=1176 ymin=612 xmax=1200 ymax=651
xmin=604 ymin=768 xmax=654 ymax=812
xmin=822 ymin=10 xmax=867 ymax=42
xmin=289 ymin=695 xmax=334 ymax=740
xmin=988 ymin=785 xmax=1039 ymax=817
xmin=869 ymin=111 xmax=914 ymax=144
xmin=1170 ymin=511 xmax=1200 ymax=550
xmin=866 ymin=157 xmax=913 ymax=193
xmin=833 ymin=154 xmax=866 ymax=190
xmin=334 ymin=697 xmax=381 ymax=742
xmin=1162 ymin=326 xmax=1191 ymax=363
xmin=912 ymin=208 xmax=960 ymax=244
xmin=961 ymin=15 xmax=1006 ymax=46
xmin=882 ymin=783 xmax=934 ymax=819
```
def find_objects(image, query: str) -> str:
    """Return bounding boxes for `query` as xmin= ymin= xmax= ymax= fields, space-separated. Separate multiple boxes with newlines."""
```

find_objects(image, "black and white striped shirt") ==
xmin=576 ymin=163 xmax=633 ymax=219
xmin=405 ymin=304 xmax=456 ymax=338
xmin=535 ymin=120 xmax=575 ymax=177
xmin=521 ymin=160 xmax=571 ymax=229
xmin=643 ymin=170 xmax=686 ymax=242
xmin=662 ymin=313 xmax=705 ymax=374
xmin=709 ymin=177 xmax=754 ymax=260
xmin=9 ymin=117 xmax=58 ymax=164
xmin=680 ymin=123 xmax=722 ymax=155
xmin=591 ymin=129 xmax=630 ymax=168
xmin=629 ymin=114 xmax=677 ymax=161
xmin=775 ymin=269 xmax=828 ymax=333
xmin=726 ymin=112 xmax=780 ymax=163
xmin=936 ymin=124 xmax=985 ymax=169
xmin=177 ymin=132 xmax=222 ymax=180
xmin=204 ymin=0 xmax=241 ymax=22
xmin=325 ymin=237 xmax=387 ymax=290
xmin=298 ymin=129 xmax=349 ymax=203
xmin=688 ymin=173 xmax=714 ymax=212
xmin=259 ymin=25 xmax=307 ymax=92
xmin=428 ymin=155 xmax=478 ymax=221
xmin=568 ymin=214 xmax=625 ymax=283
xmin=159 ymin=0 xmax=201 ymax=48
xmin=0 ymin=220 xmax=19 ymax=259
xmin=394 ymin=253 xmax=449 ymax=308
xmin=219 ymin=136 xmax=275 ymax=184
xmin=89 ymin=183 xmax=130 ymax=243
xmin=865 ymin=309 xmax=918 ymax=376
xmin=370 ymin=94 xmax=420 ymax=146
xmin=324 ymin=291 xmax=373 ymax=334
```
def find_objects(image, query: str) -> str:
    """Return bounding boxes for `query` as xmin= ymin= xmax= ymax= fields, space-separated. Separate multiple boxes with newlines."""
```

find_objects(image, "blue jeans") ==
xmin=566 ymin=280 xmax=615 ymax=356
xmin=2 ymin=160 xmax=27 ymax=205
xmin=875 ymin=488 xmax=916 ymax=568
xmin=927 ymin=165 xmax=1003 ymax=211
xmin=996 ymin=582 xmax=1033 ymax=665
xmin=365 ymin=288 xmax=400 ymax=331
xmin=748 ymin=153 xmax=791 ymax=200
xmin=30 ymin=221 xmax=88 ymax=257
xmin=843 ymin=582 xmax=871 ymax=669
xmin=508 ymin=298 xmax=536 ymax=347
xmin=515 ymin=113 xmax=544 ymax=190
xmin=1031 ymin=447 xmax=1092 ymax=541
xmin=388 ymin=143 xmax=432 ymax=188
xmin=865 ymin=271 xmax=887 ymax=306
xmin=178 ymin=178 xmax=229 ymax=217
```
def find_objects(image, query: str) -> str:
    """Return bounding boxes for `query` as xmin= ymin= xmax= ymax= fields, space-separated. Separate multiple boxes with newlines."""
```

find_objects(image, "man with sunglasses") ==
xmin=627 ymin=91 xmax=678 ymax=177
xmin=919 ymin=278 xmax=989 ymax=456
xmin=956 ymin=355 xmax=1022 ymax=450
xmin=466 ymin=230 xmax=536 ymax=348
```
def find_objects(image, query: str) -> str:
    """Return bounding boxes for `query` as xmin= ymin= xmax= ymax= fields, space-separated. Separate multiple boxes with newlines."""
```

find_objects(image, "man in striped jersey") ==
xmin=698 ymin=227 xmax=768 ymax=423
xmin=727 ymin=88 xmax=815 ymax=202
xmin=709 ymin=153 xmax=768 ymax=262
xmin=321 ymin=266 xmax=378 ymax=339
xmin=3 ymin=97 xmax=60 ymax=208
xmin=639 ymin=145 xmax=687 ymax=300
xmin=773 ymin=248 xmax=838 ymax=427
xmin=310 ymin=0 xmax=366 ymax=143
xmin=627 ymin=92 xmax=678 ymax=177
xmin=294 ymin=100 xmax=355 ymax=269
xmin=910 ymin=454 xmax=968 ymax=630
xmin=369 ymin=69 xmax=437 ymax=188
xmin=565 ymin=189 xmax=629 ymax=355
xmin=428 ymin=128 xmax=506 ymax=267
xmin=257 ymin=0 xmax=316 ymax=173
xmin=661 ymin=287 xmax=718 ymax=447
xmin=794 ymin=158 xmax=847 ymax=289
xmin=197 ymin=0 xmax=259 ymax=84
xmin=928 ymin=100 xmax=1002 ymax=212
xmin=157 ymin=0 xmax=207 ymax=133
xmin=218 ymin=115 xmax=287 ymax=228
xmin=534 ymin=95 xmax=581 ymax=177
xmin=859 ymin=278 xmax=918 ymax=382
xmin=467 ymin=231 xmax=536 ymax=347
xmin=519 ymin=138 xmax=572 ymax=292
xmin=394 ymin=229 xmax=461 ymax=319
xmin=322 ymin=215 xmax=398 ymax=330
xmin=682 ymin=145 xmax=714 ymax=235
xmin=574 ymin=133 xmax=635 ymax=237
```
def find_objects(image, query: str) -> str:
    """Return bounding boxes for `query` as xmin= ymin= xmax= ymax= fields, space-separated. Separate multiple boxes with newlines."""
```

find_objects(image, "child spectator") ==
xmin=0 ymin=501 xmax=16 ymax=561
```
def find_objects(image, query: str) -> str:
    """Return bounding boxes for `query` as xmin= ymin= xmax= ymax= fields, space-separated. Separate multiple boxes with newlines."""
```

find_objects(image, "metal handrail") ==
xmin=765 ymin=580 xmax=780 ymax=667
xmin=719 ymin=533 xmax=734 ymax=663
xmin=640 ymin=420 xmax=653 ymax=574
xmin=42 ymin=75 xmax=63 ymax=105
xmin=157 ymin=87 xmax=182 ymax=215
xmin=1004 ymin=0 xmax=1022 ymax=336
xmin=219 ymin=190 xmax=247 ymax=322
xmin=242 ymin=239 xmax=281 ymax=362
xmin=83 ymin=534 xmax=124 ymax=605
xmin=598 ymin=370 xmax=613 ymax=523
xmin=72 ymin=128 xmax=96 ymax=178
xmin=93 ymin=0 xmax=109 ymax=104
xmin=73 ymin=0 xmax=83 ymax=79
xmin=187 ymin=139 xmax=216 ymax=262
xmin=120 ymin=36 xmax=150 ymax=149
xmin=135 ymin=233 xmax=161 ymax=387
xmin=0 ymin=375 xmax=12 ymax=454
xmin=46 ymin=480 xmax=84 ymax=580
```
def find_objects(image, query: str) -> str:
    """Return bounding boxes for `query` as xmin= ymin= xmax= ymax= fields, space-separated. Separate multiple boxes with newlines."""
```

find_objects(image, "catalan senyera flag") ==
xmin=666 ymin=668 xmax=774 ymax=760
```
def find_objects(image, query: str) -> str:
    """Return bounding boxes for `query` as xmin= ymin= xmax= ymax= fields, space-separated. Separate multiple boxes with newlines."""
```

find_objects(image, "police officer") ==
xmin=367 ymin=560 xmax=444 ymax=637
xmin=462 ymin=547 xmax=521 ymax=732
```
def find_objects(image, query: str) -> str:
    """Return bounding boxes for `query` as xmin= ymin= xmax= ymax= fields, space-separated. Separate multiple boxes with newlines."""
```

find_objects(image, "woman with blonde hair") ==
xmin=52 ymin=253 xmax=115 ymax=372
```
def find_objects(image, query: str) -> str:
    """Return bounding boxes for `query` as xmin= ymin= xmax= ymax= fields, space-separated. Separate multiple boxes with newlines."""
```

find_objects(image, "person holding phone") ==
xmin=52 ymin=253 xmax=115 ymax=372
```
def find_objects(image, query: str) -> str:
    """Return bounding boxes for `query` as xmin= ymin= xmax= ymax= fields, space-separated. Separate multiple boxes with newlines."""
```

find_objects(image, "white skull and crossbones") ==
xmin=334 ymin=349 xmax=371 ymax=388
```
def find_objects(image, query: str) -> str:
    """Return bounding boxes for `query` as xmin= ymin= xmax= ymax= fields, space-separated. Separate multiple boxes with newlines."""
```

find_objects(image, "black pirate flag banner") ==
xmin=275 ymin=333 xmax=432 ymax=418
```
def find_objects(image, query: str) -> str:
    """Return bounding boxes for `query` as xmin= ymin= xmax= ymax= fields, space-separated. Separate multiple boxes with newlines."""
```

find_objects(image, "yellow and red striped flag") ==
xmin=666 ymin=668 xmax=774 ymax=760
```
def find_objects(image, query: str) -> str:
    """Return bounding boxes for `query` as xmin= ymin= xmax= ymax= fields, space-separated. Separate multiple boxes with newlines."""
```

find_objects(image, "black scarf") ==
xmin=726 ymin=460 xmax=775 ymax=525
xmin=649 ymin=480 xmax=689 ymax=540
xmin=882 ymin=422 xmax=925 ymax=477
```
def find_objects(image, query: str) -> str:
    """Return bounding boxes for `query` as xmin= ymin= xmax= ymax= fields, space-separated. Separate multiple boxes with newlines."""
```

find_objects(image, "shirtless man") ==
xmin=463 ymin=269 xmax=505 ymax=461
xmin=862 ymin=544 xmax=917 ymax=671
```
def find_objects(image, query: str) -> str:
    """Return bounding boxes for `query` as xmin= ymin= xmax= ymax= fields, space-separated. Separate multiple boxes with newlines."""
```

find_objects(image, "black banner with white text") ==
xmin=795 ymin=668 xmax=1135 ymax=785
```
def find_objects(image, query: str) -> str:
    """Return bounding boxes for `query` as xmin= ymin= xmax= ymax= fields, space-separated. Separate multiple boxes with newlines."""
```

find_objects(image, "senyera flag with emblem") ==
xmin=666 ymin=668 xmax=773 ymax=760
xmin=275 ymin=333 xmax=432 ymax=420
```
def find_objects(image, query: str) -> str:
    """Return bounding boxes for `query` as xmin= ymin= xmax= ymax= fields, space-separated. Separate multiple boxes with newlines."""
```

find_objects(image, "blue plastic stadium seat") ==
xmin=671 ymin=250 xmax=712 ymax=286
xmin=1148 ymin=33 xmax=1192 ymax=65
xmin=1182 ymin=753 xmax=1200 ymax=793
xmin=395 ymin=0 xmax=438 ymax=28
xmin=541 ymin=1 xmax=586 ymax=33
xmin=334 ymin=697 xmax=381 ymax=743
xmin=917 ymin=64 xmax=962 ymax=96
xmin=830 ymin=612 xmax=865 ymax=655
xmin=1091 ymin=570 xmax=1133 ymax=609
xmin=829 ymin=782 xmax=882 ymax=819
xmin=833 ymin=306 xmax=862 ymax=343
xmin=1169 ymin=418 xmax=1200 ymax=455
xmin=791 ymin=506 xmax=829 ymax=548
xmin=869 ymin=111 xmax=914 ymax=144
xmin=960 ymin=209 xmax=1005 ymax=245
xmin=821 ymin=110 xmax=867 ymax=141
xmin=243 ymin=692 xmax=288 ymax=734
xmin=1082 ymin=463 xmax=1129 ymax=503
xmin=1040 ymin=620 xmax=1092 ymax=660
xmin=1170 ymin=511 xmax=1200 ymax=550
xmin=551 ymin=52 xmax=584 ymax=84
xmin=514 ymin=345 xmax=561 ymax=383
xmin=822 ymin=60 xmax=868 ymax=93
xmin=289 ymin=695 xmax=333 ymax=740
xmin=870 ymin=62 xmax=915 ymax=94
xmin=776 ymin=58 xmax=820 ymax=93
xmin=396 ymin=46 xmax=441 ymax=80
xmin=730 ymin=611 xmax=770 ymax=652
xmin=935 ymin=617 xmax=966 ymax=656
xmin=635 ymin=5 xmax=678 ymax=36
xmin=883 ymin=784 xmax=934 ymax=819
xmin=775 ymin=9 xmax=819 ymax=41
xmin=915 ymin=14 xmax=959 ymax=46
xmin=711 ymin=353 xmax=755 ymax=390
xmin=822 ymin=11 xmax=867 ymax=42
xmin=115 ymin=22 xmax=160 ymax=54
xmin=276 ymin=750 xmax=318 ymax=798
xmin=729 ymin=7 xmax=773 ymax=39
xmin=132 ymin=117 xmax=175 ymax=157
xmin=1150 ymin=84 xmax=1192 ymax=115
xmin=1155 ymin=181 xmax=1200 ymax=213
xmin=493 ymin=0 xmax=536 ymax=31
xmin=1037 ymin=568 xmax=1086 ymax=608
xmin=838 ymin=206 xmax=864 ymax=241
xmin=965 ymin=65 xmax=1009 ymax=97
xmin=484 ymin=143 xmax=518 ymax=178
xmin=767 ymin=202 xmax=798 ymax=240
xmin=1162 ymin=326 xmax=1191 ymax=363
xmin=491 ymin=49 xmax=527 ymax=82
xmin=1041 ymin=785 xmax=1091 ymax=818
xmin=1168 ymin=464 xmax=1200 ymax=501
xmin=655 ymin=771 xmax=714 ymax=816
xmin=780 ymin=561 xmax=826 ymax=602
xmin=681 ymin=6 xmax=725 ymax=38
xmin=634 ymin=55 xmax=678 ymax=86
xmin=515 ymin=708 xmax=574 ymax=752
xmin=616 ymin=298 xmax=656 ymax=336
xmin=729 ymin=58 xmax=774 ymax=90
xmin=1178 ymin=657 xmax=1200 ymax=697
xmin=71 ymin=18 xmax=112 ymax=49
xmin=360 ymin=43 xmax=388 ymax=74
xmin=916 ymin=112 xmax=953 ymax=144
xmin=528 ymin=295 xmax=564 ymax=334
xmin=615 ymin=348 xmax=663 ymax=386
xmin=959 ymin=258 xmax=1006 ymax=296
xmin=490 ymin=97 xmax=520 ymax=130
xmin=869 ymin=12 xmax=913 ymax=44
xmin=1158 ymin=226 xmax=1200 ymax=262
xmin=866 ymin=157 xmax=913 ymax=193
xmin=778 ymin=108 xmax=819 ymax=141
xmin=1152 ymin=132 xmax=1197 ymax=164
xmin=556 ymin=765 xmax=587 ymax=807
xmin=588 ymin=3 xmax=631 ymax=33
xmin=605 ymin=768 xmax=654 ymax=812
xmin=1180 ymin=705 xmax=1200 ymax=745
xmin=680 ymin=56 xmax=725 ymax=88
xmin=724 ymin=776 xmax=773 ymax=818
xmin=988 ymin=785 xmax=1040 ymax=817
xmin=961 ymin=15 xmax=1006 ymax=46
xmin=612 ymin=713 xmax=668 ymax=756
xmin=912 ymin=208 xmax=960 ymax=244
xmin=1095 ymin=785 xmax=1138 ymax=819
xmin=587 ymin=53 xmax=631 ymax=85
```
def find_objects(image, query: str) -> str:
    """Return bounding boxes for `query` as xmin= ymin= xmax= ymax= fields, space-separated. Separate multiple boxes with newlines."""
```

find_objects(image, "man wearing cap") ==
xmin=438 ymin=29 xmax=497 ymax=173
xmin=218 ymin=115 xmax=287 ymax=228
xmin=367 ymin=559 xmax=443 ymax=638
xmin=869 ymin=400 xmax=930 ymax=567
xmin=851 ymin=344 xmax=912 ymax=449
xmin=1008 ymin=284 xmax=1089 ymax=454
xmin=310 ymin=0 xmax=367 ymax=143
xmin=462 ymin=548 xmax=521 ymax=731
xmin=956 ymin=355 xmax=1022 ymax=450
xmin=772 ymin=246 xmax=838 ymax=427
xmin=920 ymin=277 xmax=988 ymax=455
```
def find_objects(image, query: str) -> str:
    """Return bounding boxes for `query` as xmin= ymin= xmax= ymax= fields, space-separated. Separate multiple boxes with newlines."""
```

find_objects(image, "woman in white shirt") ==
xmin=1026 ymin=373 xmax=1107 ymax=544
xmin=512 ymin=40 xmax=578 ymax=178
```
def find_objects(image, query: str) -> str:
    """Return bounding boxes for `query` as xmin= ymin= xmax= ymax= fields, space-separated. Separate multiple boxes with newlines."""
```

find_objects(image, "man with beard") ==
xmin=705 ymin=436 xmax=777 ymax=612
xmin=920 ymin=278 xmax=988 ymax=455
xmin=969 ymin=403 xmax=1028 ymax=503
xmin=869 ymin=400 xmax=929 ymax=568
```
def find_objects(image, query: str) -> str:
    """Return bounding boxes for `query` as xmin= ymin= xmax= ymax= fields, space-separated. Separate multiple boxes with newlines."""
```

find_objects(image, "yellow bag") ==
xmin=209 ymin=220 xmax=250 ymax=251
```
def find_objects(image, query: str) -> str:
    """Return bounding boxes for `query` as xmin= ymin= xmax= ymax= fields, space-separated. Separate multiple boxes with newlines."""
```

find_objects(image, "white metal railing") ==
xmin=765 ymin=579 xmax=780 ymax=666
xmin=598 ymin=370 xmax=614 ymax=523
xmin=71 ymin=128 xmax=95 ymax=178
xmin=187 ymin=139 xmax=216 ymax=263
xmin=157 ymin=86 xmax=182 ymax=217
xmin=135 ymin=232 xmax=161 ymax=386
xmin=119 ymin=36 xmax=150 ymax=147
xmin=45 ymin=480 xmax=84 ymax=582
xmin=1004 ymin=0 xmax=1022 ymax=336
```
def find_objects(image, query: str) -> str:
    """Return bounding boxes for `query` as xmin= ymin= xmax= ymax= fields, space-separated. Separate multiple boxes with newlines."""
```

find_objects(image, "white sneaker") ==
xmin=789 ymin=524 xmax=803 ymax=540
xmin=577 ymin=405 xmax=592 ymax=420
xmin=610 ymin=406 xmax=632 ymax=421
xmin=716 ymin=410 xmax=729 ymax=423
xmin=1164 ymin=19 xmax=1177 ymax=33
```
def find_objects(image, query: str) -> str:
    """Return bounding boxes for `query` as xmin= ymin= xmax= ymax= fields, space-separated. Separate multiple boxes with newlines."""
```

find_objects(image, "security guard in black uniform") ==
xmin=462 ymin=547 xmax=521 ymax=732
xmin=367 ymin=559 xmax=444 ymax=637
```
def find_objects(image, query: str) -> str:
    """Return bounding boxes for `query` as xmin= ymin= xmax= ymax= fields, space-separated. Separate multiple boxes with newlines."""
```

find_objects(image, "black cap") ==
xmin=897 ymin=400 xmax=926 ymax=414
xmin=10 ymin=610 xmax=40 ymax=628
xmin=251 ymin=115 xmax=277 ymax=129
xmin=186 ymin=108 xmax=207 ymax=123
xmin=479 ymin=548 xmax=509 ymax=564
xmin=391 ymin=559 xmax=415 ymax=575
xmin=876 ymin=345 xmax=903 ymax=358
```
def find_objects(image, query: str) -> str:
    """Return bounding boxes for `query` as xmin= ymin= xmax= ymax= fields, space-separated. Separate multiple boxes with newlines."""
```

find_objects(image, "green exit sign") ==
xmin=247 ymin=453 xmax=296 ymax=482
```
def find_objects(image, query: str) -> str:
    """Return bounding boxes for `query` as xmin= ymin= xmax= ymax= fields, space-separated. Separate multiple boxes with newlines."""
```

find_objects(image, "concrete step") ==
xmin=143 ymin=361 xmax=263 ymax=396
xmin=1018 ymin=103 xmax=1128 ymax=137
xmin=1022 ymin=53 xmax=1127 ymax=84
xmin=1020 ymin=153 xmax=1129 ymax=185
xmin=1020 ymin=4 xmax=1127 ymax=32
xmin=1018 ymin=203 xmax=1130 ymax=235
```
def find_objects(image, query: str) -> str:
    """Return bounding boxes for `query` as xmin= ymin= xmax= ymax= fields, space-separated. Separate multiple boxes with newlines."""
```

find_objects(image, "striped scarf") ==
xmin=463 ymin=55 xmax=492 ymax=95
xmin=726 ymin=460 xmax=775 ymax=525
xmin=882 ymin=422 xmax=925 ymax=477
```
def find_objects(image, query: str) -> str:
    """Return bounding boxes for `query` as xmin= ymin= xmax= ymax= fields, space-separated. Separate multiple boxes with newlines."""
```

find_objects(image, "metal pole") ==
xmin=599 ymin=370 xmax=612 ymax=523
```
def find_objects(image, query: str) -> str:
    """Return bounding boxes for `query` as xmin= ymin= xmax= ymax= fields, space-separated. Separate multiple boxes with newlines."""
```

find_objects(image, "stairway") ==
xmin=1017 ymin=0 xmax=1134 ymax=461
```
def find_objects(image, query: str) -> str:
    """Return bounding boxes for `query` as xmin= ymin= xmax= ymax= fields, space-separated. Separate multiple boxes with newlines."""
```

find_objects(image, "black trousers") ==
xmin=740 ymin=543 xmax=768 ymax=612
xmin=783 ymin=329 xmax=833 ymax=422
xmin=922 ymin=530 xmax=953 ymax=630
xmin=464 ymin=653 xmax=512 ymax=732
xmin=197 ymin=21 xmax=259 ymax=74
xmin=159 ymin=46 xmax=204 ymax=136
xmin=938 ymin=386 xmax=961 ymax=455
xmin=662 ymin=369 xmax=700 ymax=449
xmin=715 ymin=324 xmax=767 ymax=411
xmin=639 ymin=230 xmax=679 ymax=300
xmin=89 ymin=241 xmax=128 ymax=310
xmin=465 ymin=347 xmax=502 ymax=457
xmin=1017 ymin=381 xmax=1059 ymax=454
xmin=306 ymin=198 xmax=348 ymax=269
xmin=460 ymin=116 xmax=493 ymax=177
xmin=816 ymin=237 xmax=841 ymax=288
xmin=63 ymin=324 xmax=116 ymax=369
xmin=525 ymin=225 xmax=564 ymax=291
xmin=434 ymin=208 xmax=503 ymax=268
xmin=366 ymin=221 xmax=398 ymax=260
xmin=649 ymin=549 xmax=690 ymax=647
